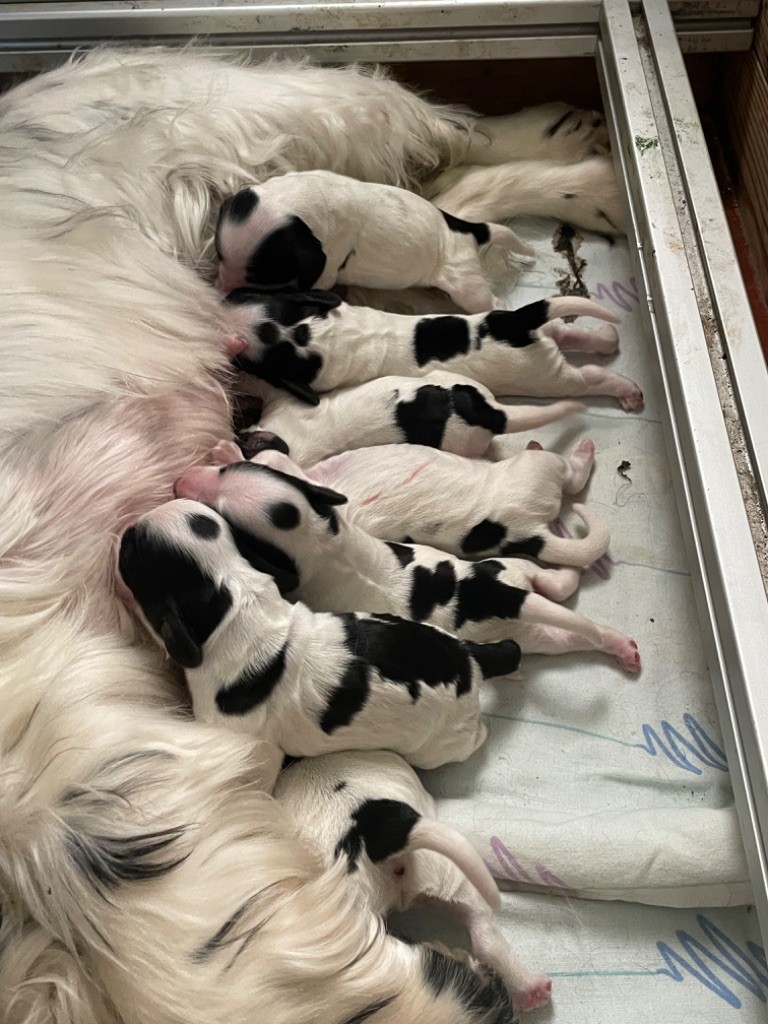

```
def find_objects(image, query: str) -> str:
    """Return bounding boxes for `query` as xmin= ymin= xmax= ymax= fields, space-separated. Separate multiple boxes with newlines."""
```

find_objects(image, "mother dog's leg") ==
xmin=463 ymin=101 xmax=610 ymax=165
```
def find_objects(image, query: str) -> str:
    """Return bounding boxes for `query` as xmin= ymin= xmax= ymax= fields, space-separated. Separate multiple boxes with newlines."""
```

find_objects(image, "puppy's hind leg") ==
xmin=436 ymin=270 xmax=498 ymax=314
xmin=529 ymin=566 xmax=581 ymax=602
xmin=564 ymin=439 xmax=596 ymax=493
xmin=418 ymin=886 xmax=553 ymax=1012
xmin=541 ymin=317 xmax=620 ymax=356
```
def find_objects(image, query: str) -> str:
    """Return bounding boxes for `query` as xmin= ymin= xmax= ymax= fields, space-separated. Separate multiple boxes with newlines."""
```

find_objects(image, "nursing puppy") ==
xmin=226 ymin=287 xmax=644 ymax=411
xmin=276 ymin=750 xmax=552 ymax=1013
xmin=244 ymin=437 xmax=609 ymax=566
xmin=175 ymin=451 xmax=641 ymax=671
xmin=215 ymin=170 xmax=534 ymax=312
xmin=118 ymin=499 xmax=522 ymax=771
xmin=239 ymin=370 xmax=584 ymax=466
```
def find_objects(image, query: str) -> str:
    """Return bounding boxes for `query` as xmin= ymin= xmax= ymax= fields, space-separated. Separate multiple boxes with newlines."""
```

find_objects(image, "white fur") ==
xmin=175 ymin=449 xmax=640 ymax=672
xmin=0 ymin=44 xmax=624 ymax=1022
xmin=307 ymin=442 xmax=610 ymax=565
xmin=216 ymin=169 xmax=534 ymax=310
xmin=240 ymin=371 xmax=584 ymax=466
xmin=119 ymin=499 xmax=512 ymax=770
xmin=275 ymin=750 xmax=554 ymax=1012
xmin=227 ymin=292 xmax=644 ymax=410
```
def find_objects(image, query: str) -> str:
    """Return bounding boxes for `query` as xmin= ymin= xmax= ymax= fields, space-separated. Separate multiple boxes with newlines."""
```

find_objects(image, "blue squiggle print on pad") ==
xmin=633 ymin=714 xmax=728 ymax=776
xmin=657 ymin=915 xmax=768 ymax=1008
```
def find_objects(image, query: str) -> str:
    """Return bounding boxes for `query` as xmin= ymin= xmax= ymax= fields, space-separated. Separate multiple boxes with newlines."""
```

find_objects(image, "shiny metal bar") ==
xmin=598 ymin=0 xmax=768 ymax=939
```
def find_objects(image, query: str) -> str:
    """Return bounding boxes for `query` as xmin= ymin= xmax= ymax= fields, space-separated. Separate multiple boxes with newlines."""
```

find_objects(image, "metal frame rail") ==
xmin=2 ymin=0 xmax=768 ymax=955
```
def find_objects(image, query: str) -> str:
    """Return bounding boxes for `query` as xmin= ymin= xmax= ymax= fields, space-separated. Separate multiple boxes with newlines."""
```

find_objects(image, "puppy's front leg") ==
xmin=418 ymin=887 xmax=553 ymax=1012
xmin=465 ymin=102 xmax=609 ymax=165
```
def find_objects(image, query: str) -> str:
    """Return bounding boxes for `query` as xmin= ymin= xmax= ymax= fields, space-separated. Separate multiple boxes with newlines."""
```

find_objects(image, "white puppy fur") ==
xmin=176 ymin=446 xmax=641 ymax=672
xmin=275 ymin=750 xmax=553 ymax=1012
xmin=239 ymin=370 xmax=585 ymax=466
xmin=0 ymin=45 xmax=624 ymax=1023
xmin=118 ymin=499 xmax=523 ymax=772
xmin=216 ymin=169 xmax=534 ymax=311
xmin=304 ymin=441 xmax=610 ymax=565
xmin=226 ymin=290 xmax=644 ymax=410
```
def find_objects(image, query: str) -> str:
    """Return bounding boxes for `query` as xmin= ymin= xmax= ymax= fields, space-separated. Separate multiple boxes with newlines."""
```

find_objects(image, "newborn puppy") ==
xmin=175 ymin=449 xmax=641 ymax=672
xmin=117 ymin=499 xmax=522 ymax=771
xmin=238 ymin=370 xmax=584 ymax=466
xmin=225 ymin=287 xmax=643 ymax=412
xmin=245 ymin=438 xmax=609 ymax=566
xmin=275 ymin=750 xmax=552 ymax=1013
xmin=215 ymin=169 xmax=533 ymax=312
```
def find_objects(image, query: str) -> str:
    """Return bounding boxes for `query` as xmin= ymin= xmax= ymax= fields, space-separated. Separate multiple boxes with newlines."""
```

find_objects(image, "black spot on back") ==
xmin=440 ymin=210 xmax=491 ymax=245
xmin=422 ymin=947 xmax=514 ymax=1023
xmin=215 ymin=643 xmax=287 ymax=715
xmin=413 ymin=316 xmax=471 ymax=367
xmin=268 ymin=501 xmax=300 ymax=530
xmin=386 ymin=541 xmax=415 ymax=568
xmin=477 ymin=301 xmax=549 ymax=348
xmin=187 ymin=513 xmax=221 ymax=540
xmin=450 ymin=383 xmax=506 ymax=434
xmin=118 ymin=525 xmax=232 ymax=668
xmin=409 ymin=561 xmax=456 ymax=621
xmin=461 ymin=519 xmax=507 ymax=555
xmin=245 ymin=216 xmax=327 ymax=291
xmin=335 ymin=798 xmax=420 ymax=871
xmin=455 ymin=560 xmax=527 ymax=630
xmin=320 ymin=656 xmax=370 ymax=734
xmin=500 ymin=536 xmax=545 ymax=558
xmin=395 ymin=385 xmax=451 ymax=448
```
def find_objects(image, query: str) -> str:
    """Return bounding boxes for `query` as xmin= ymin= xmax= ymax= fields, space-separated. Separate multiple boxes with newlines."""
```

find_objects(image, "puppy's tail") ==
xmin=353 ymin=799 xmax=499 ymax=909
xmin=487 ymin=222 xmax=536 ymax=259
xmin=538 ymin=503 xmax=610 ymax=567
xmin=463 ymin=638 xmax=522 ymax=679
xmin=503 ymin=399 xmax=585 ymax=433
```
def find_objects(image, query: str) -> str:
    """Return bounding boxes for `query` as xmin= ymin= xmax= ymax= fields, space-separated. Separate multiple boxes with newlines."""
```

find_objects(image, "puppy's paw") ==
xmin=618 ymin=382 xmax=645 ymax=413
xmin=610 ymin=637 xmax=641 ymax=674
xmin=559 ymin=156 xmax=626 ymax=236
xmin=544 ymin=103 xmax=610 ymax=161
xmin=515 ymin=974 xmax=553 ymax=1012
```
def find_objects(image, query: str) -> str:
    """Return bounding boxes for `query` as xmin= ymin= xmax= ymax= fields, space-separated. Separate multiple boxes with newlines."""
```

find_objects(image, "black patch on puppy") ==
xmin=410 ymin=561 xmax=457 ymax=621
xmin=450 ymin=384 xmax=506 ymax=434
xmin=386 ymin=542 xmax=415 ymax=568
xmin=224 ymin=287 xmax=341 ymax=323
xmin=461 ymin=519 xmax=507 ymax=555
xmin=238 ymin=429 xmax=291 ymax=459
xmin=455 ymin=560 xmax=527 ymax=630
xmin=226 ymin=518 xmax=301 ymax=595
xmin=422 ymin=947 xmax=514 ymax=1023
xmin=223 ymin=188 xmax=259 ymax=223
xmin=500 ymin=536 xmax=545 ymax=559
xmin=463 ymin=638 xmax=522 ymax=679
xmin=118 ymin=524 xmax=232 ymax=669
xmin=233 ymin=346 xmax=322 ymax=407
xmin=245 ymin=216 xmax=327 ymax=291
xmin=335 ymin=798 xmax=420 ymax=871
xmin=413 ymin=316 xmax=471 ymax=367
xmin=256 ymin=321 xmax=280 ymax=346
xmin=320 ymin=655 xmax=370 ymax=734
xmin=440 ymin=210 xmax=491 ymax=245
xmin=215 ymin=643 xmax=288 ymax=715
xmin=224 ymin=461 xmax=347 ymax=538
xmin=333 ymin=781 xmax=348 ymax=793
xmin=395 ymin=385 xmax=451 ymax=449
xmin=292 ymin=323 xmax=311 ymax=347
xmin=268 ymin=501 xmax=300 ymax=530
xmin=187 ymin=513 xmax=221 ymax=540
xmin=477 ymin=302 xmax=548 ymax=348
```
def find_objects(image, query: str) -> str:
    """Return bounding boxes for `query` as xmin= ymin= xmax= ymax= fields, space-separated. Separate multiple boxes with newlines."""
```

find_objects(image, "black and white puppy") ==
xmin=275 ymin=750 xmax=552 ymax=1013
xmin=174 ymin=453 xmax=641 ymax=672
xmin=117 ymin=499 xmax=522 ymax=772
xmin=238 ymin=370 xmax=584 ymax=466
xmin=214 ymin=169 xmax=533 ymax=312
xmin=240 ymin=437 xmax=610 ymax=566
xmin=225 ymin=287 xmax=644 ymax=411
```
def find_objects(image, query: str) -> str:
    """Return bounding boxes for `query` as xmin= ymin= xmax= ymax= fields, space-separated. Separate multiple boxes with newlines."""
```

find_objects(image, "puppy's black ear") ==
xmin=159 ymin=602 xmax=203 ymax=669
xmin=228 ymin=522 xmax=300 ymax=595
xmin=275 ymin=377 xmax=320 ymax=407
xmin=303 ymin=482 xmax=348 ymax=507
xmin=245 ymin=217 xmax=326 ymax=292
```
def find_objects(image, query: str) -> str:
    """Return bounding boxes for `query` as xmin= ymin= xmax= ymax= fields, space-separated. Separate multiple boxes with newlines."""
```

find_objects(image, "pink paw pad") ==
xmin=574 ymin=439 xmax=596 ymax=456
xmin=611 ymin=637 xmax=641 ymax=673
xmin=516 ymin=976 xmax=553 ymax=1012
xmin=619 ymin=387 xmax=644 ymax=413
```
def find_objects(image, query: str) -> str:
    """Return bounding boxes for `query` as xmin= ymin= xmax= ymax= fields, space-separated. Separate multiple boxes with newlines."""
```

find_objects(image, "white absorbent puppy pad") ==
xmin=424 ymin=216 xmax=751 ymax=909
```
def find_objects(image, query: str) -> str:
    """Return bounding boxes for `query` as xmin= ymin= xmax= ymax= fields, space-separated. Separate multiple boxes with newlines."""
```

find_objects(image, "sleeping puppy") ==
xmin=225 ymin=287 xmax=644 ymax=412
xmin=275 ymin=750 xmax=552 ymax=1013
xmin=214 ymin=170 xmax=534 ymax=312
xmin=242 ymin=436 xmax=609 ymax=567
xmin=174 ymin=449 xmax=641 ymax=672
xmin=238 ymin=370 xmax=584 ymax=466
xmin=117 ymin=499 xmax=522 ymax=772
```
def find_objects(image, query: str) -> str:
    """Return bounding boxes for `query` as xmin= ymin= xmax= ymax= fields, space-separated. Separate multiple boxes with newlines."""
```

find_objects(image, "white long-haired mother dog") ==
xmin=0 ymin=47 xmax=622 ymax=1024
